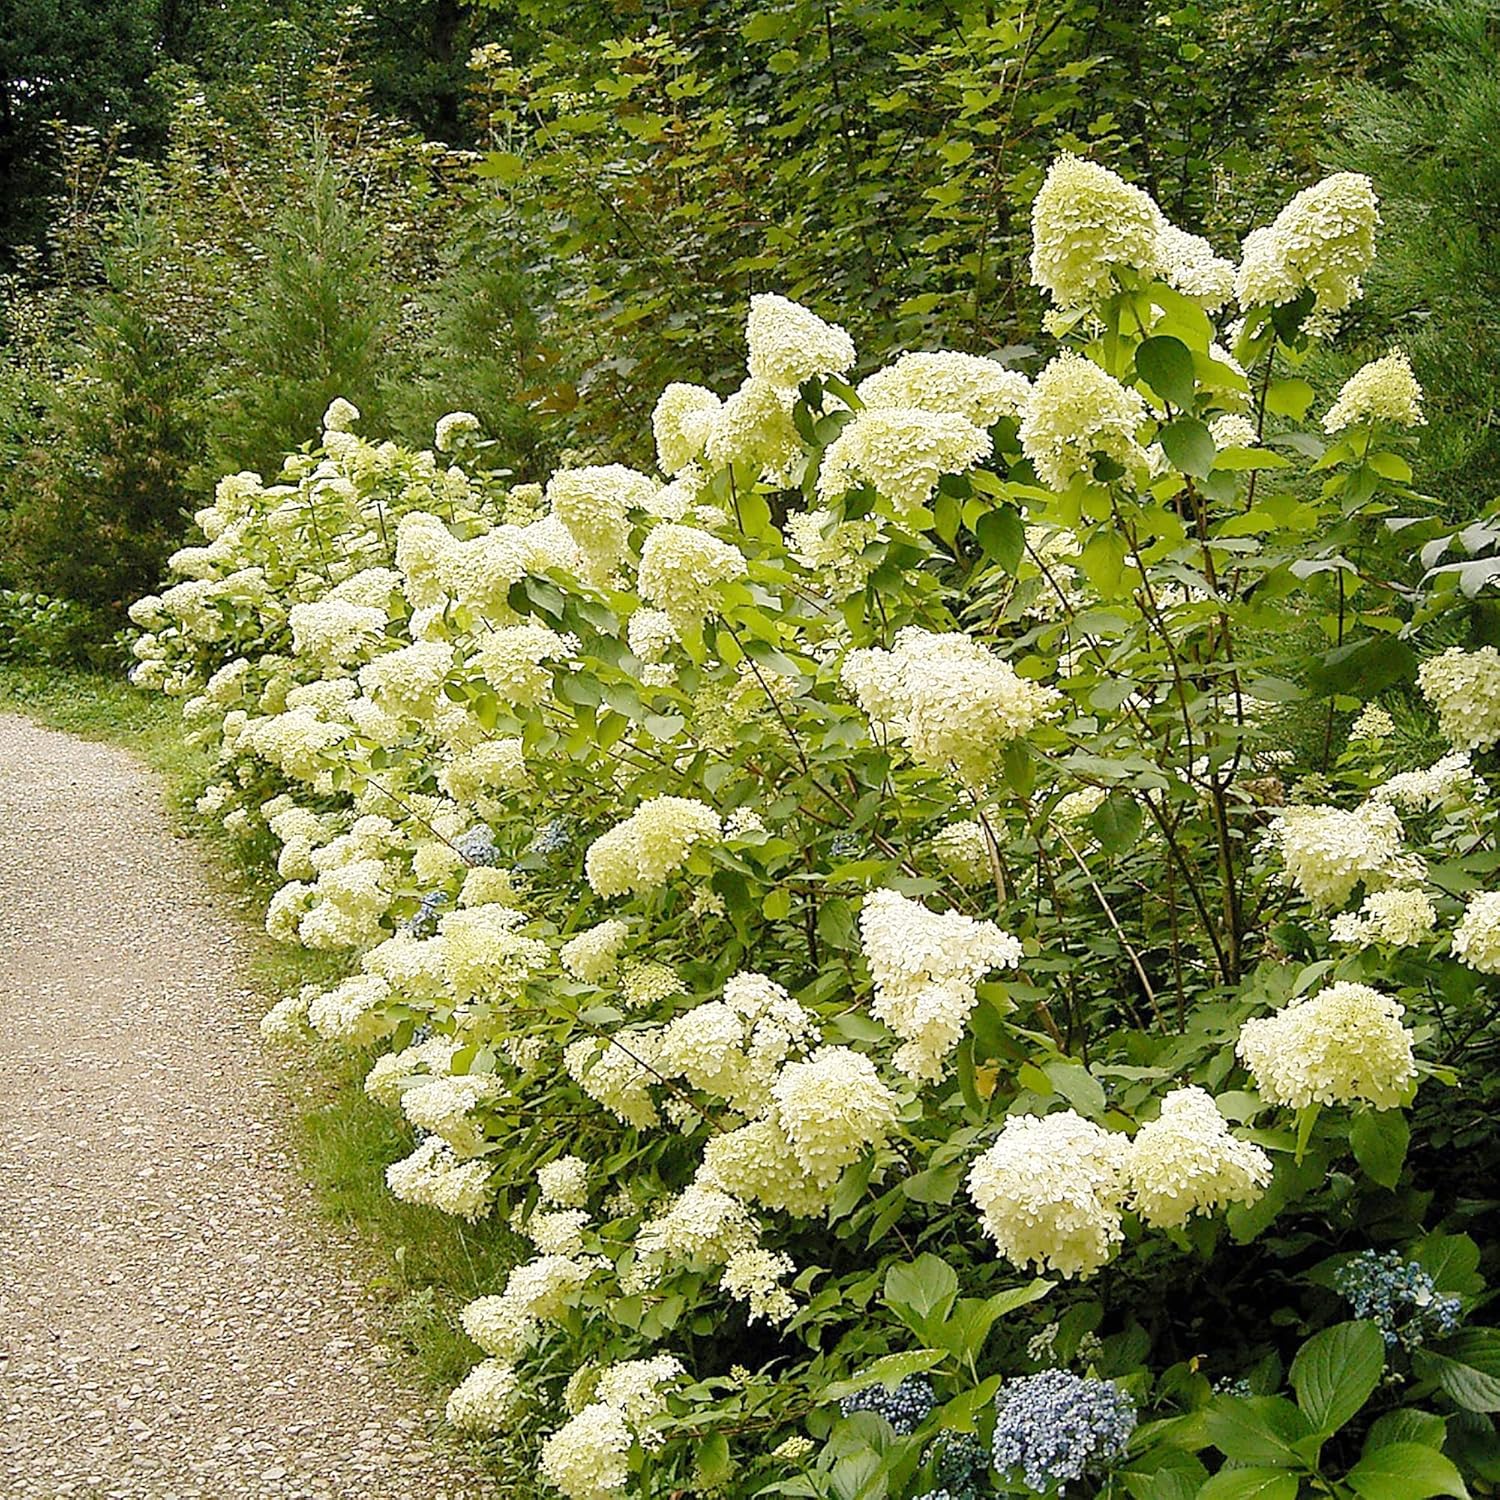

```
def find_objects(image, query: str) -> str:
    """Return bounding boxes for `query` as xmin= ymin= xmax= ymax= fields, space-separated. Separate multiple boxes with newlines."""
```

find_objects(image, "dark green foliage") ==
xmin=461 ymin=0 xmax=1427 ymax=449
xmin=383 ymin=202 xmax=555 ymax=475
xmin=0 ymin=289 xmax=201 ymax=636
xmin=1333 ymin=0 xmax=1500 ymax=515
xmin=208 ymin=146 xmax=391 ymax=477
xmin=0 ymin=0 xmax=167 ymax=258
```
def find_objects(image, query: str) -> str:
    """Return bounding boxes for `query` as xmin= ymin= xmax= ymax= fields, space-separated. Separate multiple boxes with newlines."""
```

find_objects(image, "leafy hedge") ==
xmin=129 ymin=156 xmax=1500 ymax=1499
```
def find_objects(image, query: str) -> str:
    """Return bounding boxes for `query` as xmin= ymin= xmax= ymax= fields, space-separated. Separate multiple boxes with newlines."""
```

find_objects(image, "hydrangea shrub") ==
xmin=130 ymin=158 xmax=1500 ymax=1498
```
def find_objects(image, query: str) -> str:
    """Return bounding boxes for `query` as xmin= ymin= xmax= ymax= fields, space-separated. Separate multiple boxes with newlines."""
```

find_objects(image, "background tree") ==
xmin=1332 ymin=0 xmax=1500 ymax=516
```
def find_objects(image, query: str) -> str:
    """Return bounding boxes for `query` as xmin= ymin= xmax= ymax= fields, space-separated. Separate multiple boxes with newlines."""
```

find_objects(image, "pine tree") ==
xmin=1333 ymin=0 xmax=1500 ymax=514
xmin=209 ymin=142 xmax=391 ymax=474
xmin=0 ymin=290 xmax=202 ymax=631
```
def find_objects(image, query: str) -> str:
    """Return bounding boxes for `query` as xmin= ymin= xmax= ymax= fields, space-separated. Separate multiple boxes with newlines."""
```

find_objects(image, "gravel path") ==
xmin=0 ymin=714 xmax=491 ymax=1500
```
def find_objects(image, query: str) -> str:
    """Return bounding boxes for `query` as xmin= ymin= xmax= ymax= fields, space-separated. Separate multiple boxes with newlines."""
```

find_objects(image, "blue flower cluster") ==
xmin=1333 ymin=1250 xmax=1463 ymax=1351
xmin=922 ymin=1431 xmax=990 ymax=1500
xmin=455 ymin=825 xmax=501 ymax=866
xmin=829 ymin=832 xmax=861 ymax=859
xmin=404 ymin=889 xmax=450 ymax=937
xmin=530 ymin=818 xmax=572 ymax=855
xmin=991 ymin=1370 xmax=1136 ymax=1494
xmin=839 ymin=1376 xmax=935 ymax=1436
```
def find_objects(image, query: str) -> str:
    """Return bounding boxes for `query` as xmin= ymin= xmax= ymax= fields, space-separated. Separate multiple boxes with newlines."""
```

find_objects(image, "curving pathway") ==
xmin=0 ymin=714 xmax=490 ymax=1499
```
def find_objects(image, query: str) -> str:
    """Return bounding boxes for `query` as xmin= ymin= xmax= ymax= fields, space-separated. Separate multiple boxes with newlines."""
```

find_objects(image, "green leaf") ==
xmin=975 ymin=504 xmax=1025 ymax=572
xmin=1080 ymin=530 xmax=1129 ymax=596
xmin=1088 ymin=791 xmax=1143 ymax=855
xmin=1290 ymin=1321 xmax=1385 ymax=1436
xmin=1305 ymin=636 xmax=1417 ymax=697
xmin=1137 ymin=336 xmax=1197 ymax=408
xmin=1160 ymin=417 xmax=1216 ymax=478
xmin=884 ymin=1254 xmax=959 ymax=1324
xmin=1345 ymin=1443 xmax=1470 ymax=1500
xmin=1414 ymin=1331 xmax=1500 ymax=1412
xmin=1044 ymin=1061 xmax=1107 ymax=1117
xmin=1197 ymin=1468 xmax=1300 ymax=1500
xmin=938 ymin=1280 xmax=1052 ymax=1362
xmin=1265 ymin=378 xmax=1315 ymax=420
xmin=475 ymin=150 xmax=525 ymax=183
xmin=1350 ymin=1109 xmax=1410 ymax=1188
xmin=1412 ymin=1233 xmax=1483 ymax=1295
xmin=1365 ymin=1410 xmax=1447 ymax=1453
xmin=694 ymin=1433 xmax=733 ymax=1489
xmin=1205 ymin=1396 xmax=1314 ymax=1466
xmin=820 ymin=1349 xmax=949 ymax=1403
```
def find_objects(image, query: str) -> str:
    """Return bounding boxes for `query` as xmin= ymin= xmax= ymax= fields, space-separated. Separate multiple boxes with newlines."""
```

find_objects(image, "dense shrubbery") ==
xmin=129 ymin=154 xmax=1500 ymax=1498
xmin=2 ymin=0 xmax=1450 ymax=651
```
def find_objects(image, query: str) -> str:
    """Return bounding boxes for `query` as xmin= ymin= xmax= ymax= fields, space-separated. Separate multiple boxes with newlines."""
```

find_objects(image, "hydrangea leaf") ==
xmin=1289 ymin=1320 xmax=1385 ymax=1436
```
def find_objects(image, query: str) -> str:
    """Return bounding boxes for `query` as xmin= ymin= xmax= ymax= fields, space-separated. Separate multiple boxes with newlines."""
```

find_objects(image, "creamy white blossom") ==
xmin=817 ymin=408 xmax=991 ymax=517
xmin=968 ymin=1111 xmax=1130 ymax=1278
xmin=745 ymin=293 xmax=856 ymax=388
xmin=1237 ymin=982 xmax=1416 ymax=1109
xmin=1452 ymin=891 xmax=1500 ymax=974
xmin=1324 ymin=350 xmax=1423 ymax=432
xmin=1126 ymin=1087 xmax=1271 ymax=1228
xmin=859 ymin=889 xmax=1021 ymax=1079
xmin=1418 ymin=647 xmax=1500 ymax=750
xmin=1019 ymin=353 xmax=1148 ymax=491
xmin=1029 ymin=155 xmax=1163 ymax=309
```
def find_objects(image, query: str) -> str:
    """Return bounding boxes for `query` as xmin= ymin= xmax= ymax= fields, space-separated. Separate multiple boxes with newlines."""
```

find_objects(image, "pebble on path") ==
xmin=0 ymin=714 xmax=493 ymax=1499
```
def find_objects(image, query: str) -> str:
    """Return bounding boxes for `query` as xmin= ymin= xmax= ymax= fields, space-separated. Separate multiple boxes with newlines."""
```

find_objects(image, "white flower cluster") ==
xmin=933 ymin=819 xmax=991 ymax=884
xmin=1235 ymin=172 xmax=1380 ymax=314
xmin=817 ymin=407 xmax=992 ymax=517
xmin=770 ymin=1046 xmax=900 ymax=1188
xmin=539 ymin=1401 xmax=634 ymax=1500
xmin=843 ymin=627 xmax=1061 ymax=785
xmin=657 ymin=971 xmax=819 ymax=1116
xmin=1269 ymin=800 xmax=1417 ymax=909
xmin=652 ymin=383 xmax=722 ymax=475
xmin=385 ymin=1137 xmax=494 ymax=1220
xmin=1419 ymin=647 xmax=1500 ymax=751
xmin=855 ymin=351 xmax=1031 ymax=428
xmin=564 ymin=1031 xmax=663 ymax=1128
xmin=1323 ymin=349 xmax=1423 ymax=432
xmin=635 ymin=523 xmax=745 ymax=627
xmin=1452 ymin=891 xmax=1500 ymax=974
xmin=1350 ymin=702 xmax=1396 ymax=741
xmin=463 ymin=1254 xmax=597 ymax=1360
xmin=400 ymin=1072 xmax=506 ymax=1156
xmin=561 ymin=919 xmax=630 ymax=983
xmin=859 ymin=889 xmax=1022 ymax=1079
xmin=439 ymin=903 xmax=549 ymax=1002
xmin=967 ymin=1111 xmax=1129 ymax=1278
xmin=445 ymin=1358 xmax=519 ymax=1432
xmin=1029 ymin=154 xmax=1234 ymax=312
xmin=1124 ymin=1087 xmax=1271 ymax=1229
xmin=471 ymin=623 xmax=578 ymax=707
xmin=968 ymin=1095 xmax=1269 ymax=1276
xmin=585 ymin=796 xmax=721 ymax=898
xmin=1331 ymin=888 xmax=1438 ymax=949
xmin=745 ymin=293 xmax=856 ymax=389
xmin=1373 ymin=752 xmax=1483 ymax=811
xmin=304 ymin=973 xmax=392 ymax=1045
xmin=1028 ymin=155 xmax=1164 ymax=310
xmin=1236 ymin=982 xmax=1416 ymax=1109
xmin=547 ymin=464 xmax=659 ymax=579
xmin=537 ymin=1155 xmax=590 ymax=1207
xmin=1019 ymin=354 xmax=1147 ymax=491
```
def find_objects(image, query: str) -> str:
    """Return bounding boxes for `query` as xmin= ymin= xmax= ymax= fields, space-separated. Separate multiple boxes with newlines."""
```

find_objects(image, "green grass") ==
xmin=0 ymin=662 xmax=516 ymax=1470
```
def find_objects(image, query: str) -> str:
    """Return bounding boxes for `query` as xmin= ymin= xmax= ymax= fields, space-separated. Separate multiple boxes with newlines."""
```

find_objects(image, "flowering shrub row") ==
xmin=130 ymin=155 xmax=1500 ymax=1498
